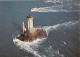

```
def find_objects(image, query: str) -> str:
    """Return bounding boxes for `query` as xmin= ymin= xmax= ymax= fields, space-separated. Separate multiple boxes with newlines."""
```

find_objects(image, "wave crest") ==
xmin=13 ymin=20 xmax=79 ymax=57
xmin=13 ymin=37 xmax=46 ymax=57
xmin=31 ymin=0 xmax=80 ymax=12
xmin=43 ymin=21 xmax=78 ymax=33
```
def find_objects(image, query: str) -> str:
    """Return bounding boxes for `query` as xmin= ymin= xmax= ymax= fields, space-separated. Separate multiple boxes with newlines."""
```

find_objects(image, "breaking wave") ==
xmin=31 ymin=5 xmax=80 ymax=12
xmin=13 ymin=38 xmax=64 ymax=57
xmin=31 ymin=5 xmax=71 ymax=12
xmin=31 ymin=0 xmax=80 ymax=12
xmin=13 ymin=37 xmax=46 ymax=57
xmin=43 ymin=21 xmax=79 ymax=33
xmin=13 ymin=20 xmax=79 ymax=57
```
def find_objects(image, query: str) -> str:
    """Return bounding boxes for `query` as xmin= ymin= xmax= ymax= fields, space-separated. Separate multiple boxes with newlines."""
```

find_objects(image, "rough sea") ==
xmin=0 ymin=0 xmax=80 ymax=57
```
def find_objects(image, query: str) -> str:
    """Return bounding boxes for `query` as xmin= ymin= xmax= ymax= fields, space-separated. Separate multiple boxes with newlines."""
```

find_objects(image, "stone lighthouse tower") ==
xmin=22 ymin=22 xmax=26 ymax=32
xmin=27 ymin=14 xmax=34 ymax=33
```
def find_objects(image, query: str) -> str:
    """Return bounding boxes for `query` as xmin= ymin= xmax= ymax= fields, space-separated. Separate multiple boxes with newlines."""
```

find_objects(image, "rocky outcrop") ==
xmin=17 ymin=28 xmax=47 ymax=42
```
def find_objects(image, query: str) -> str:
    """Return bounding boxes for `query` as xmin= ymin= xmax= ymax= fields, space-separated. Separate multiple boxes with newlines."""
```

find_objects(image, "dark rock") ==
xmin=17 ymin=28 xmax=47 ymax=42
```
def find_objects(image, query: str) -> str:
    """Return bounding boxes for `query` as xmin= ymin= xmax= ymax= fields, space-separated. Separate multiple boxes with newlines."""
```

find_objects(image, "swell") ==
xmin=13 ymin=20 xmax=79 ymax=57
xmin=31 ymin=0 xmax=80 ymax=12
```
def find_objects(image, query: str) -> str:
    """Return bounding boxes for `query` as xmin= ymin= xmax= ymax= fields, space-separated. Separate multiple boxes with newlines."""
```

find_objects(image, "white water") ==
xmin=13 ymin=38 xmax=46 ymax=57
xmin=13 ymin=21 xmax=79 ymax=57
xmin=31 ymin=0 xmax=80 ymax=12
xmin=43 ymin=21 xmax=78 ymax=33
xmin=31 ymin=5 xmax=70 ymax=12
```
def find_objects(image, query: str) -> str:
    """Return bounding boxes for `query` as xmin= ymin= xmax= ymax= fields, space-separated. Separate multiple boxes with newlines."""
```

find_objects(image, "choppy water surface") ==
xmin=0 ymin=0 xmax=80 ymax=57
xmin=13 ymin=21 xmax=80 ymax=57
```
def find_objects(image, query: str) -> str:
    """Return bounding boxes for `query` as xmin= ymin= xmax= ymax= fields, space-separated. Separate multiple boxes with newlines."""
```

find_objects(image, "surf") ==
xmin=31 ymin=0 xmax=80 ymax=12
xmin=13 ymin=20 xmax=79 ymax=57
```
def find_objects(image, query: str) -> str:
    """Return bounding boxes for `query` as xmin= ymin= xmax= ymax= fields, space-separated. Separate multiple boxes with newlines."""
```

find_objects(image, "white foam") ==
xmin=13 ymin=37 xmax=46 ymax=57
xmin=42 ymin=47 xmax=64 ymax=57
xmin=13 ymin=21 xmax=79 ymax=57
xmin=44 ymin=0 xmax=55 ymax=3
xmin=31 ymin=0 xmax=80 ymax=12
xmin=44 ymin=0 xmax=63 ymax=4
xmin=31 ymin=5 xmax=74 ymax=12
xmin=43 ymin=21 xmax=78 ymax=33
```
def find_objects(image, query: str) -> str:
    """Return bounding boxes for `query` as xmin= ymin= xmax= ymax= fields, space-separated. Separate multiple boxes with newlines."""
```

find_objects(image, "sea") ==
xmin=0 ymin=0 xmax=80 ymax=57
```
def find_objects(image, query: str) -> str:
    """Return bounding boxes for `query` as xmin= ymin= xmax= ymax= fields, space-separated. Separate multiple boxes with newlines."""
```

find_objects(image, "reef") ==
xmin=17 ymin=28 xmax=47 ymax=42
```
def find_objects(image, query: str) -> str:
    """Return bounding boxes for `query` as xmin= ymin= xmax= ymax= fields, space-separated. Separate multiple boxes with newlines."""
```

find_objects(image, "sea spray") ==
xmin=13 ymin=37 xmax=46 ymax=57
xmin=31 ymin=5 xmax=69 ymax=12
xmin=36 ymin=46 xmax=64 ymax=57
xmin=43 ymin=21 xmax=79 ymax=33
xmin=13 ymin=21 xmax=79 ymax=57
xmin=31 ymin=0 xmax=80 ymax=12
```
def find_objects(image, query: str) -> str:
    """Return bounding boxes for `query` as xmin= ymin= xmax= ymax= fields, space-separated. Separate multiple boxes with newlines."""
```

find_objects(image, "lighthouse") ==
xmin=27 ymin=14 xmax=34 ymax=33
xmin=17 ymin=14 xmax=47 ymax=41
xmin=22 ymin=22 xmax=26 ymax=32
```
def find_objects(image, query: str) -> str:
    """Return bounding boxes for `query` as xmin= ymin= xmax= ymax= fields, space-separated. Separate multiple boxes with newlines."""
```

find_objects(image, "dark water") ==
xmin=0 ymin=1 xmax=80 ymax=57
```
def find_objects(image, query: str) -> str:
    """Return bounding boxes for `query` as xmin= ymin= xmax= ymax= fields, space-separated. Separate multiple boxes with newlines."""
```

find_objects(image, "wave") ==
xmin=13 ymin=37 xmax=46 ymax=57
xmin=13 ymin=20 xmax=79 ymax=57
xmin=44 ymin=0 xmax=63 ymax=4
xmin=31 ymin=5 xmax=80 ymax=12
xmin=31 ymin=5 xmax=71 ymax=12
xmin=13 ymin=38 xmax=64 ymax=57
xmin=43 ymin=21 xmax=79 ymax=33
xmin=31 ymin=0 xmax=80 ymax=12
